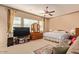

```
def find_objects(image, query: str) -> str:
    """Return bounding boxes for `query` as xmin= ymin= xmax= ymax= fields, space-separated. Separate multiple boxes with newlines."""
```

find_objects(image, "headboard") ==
xmin=75 ymin=28 xmax=79 ymax=37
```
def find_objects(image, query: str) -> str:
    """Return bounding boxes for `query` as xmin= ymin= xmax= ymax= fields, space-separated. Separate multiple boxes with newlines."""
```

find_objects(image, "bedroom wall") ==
xmin=49 ymin=11 xmax=79 ymax=32
xmin=44 ymin=19 xmax=49 ymax=32
xmin=0 ymin=6 xmax=7 ymax=50
xmin=15 ymin=11 xmax=43 ymax=20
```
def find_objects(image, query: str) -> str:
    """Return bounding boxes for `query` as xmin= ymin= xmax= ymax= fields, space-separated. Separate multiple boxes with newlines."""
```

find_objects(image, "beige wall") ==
xmin=0 ymin=6 xmax=7 ymax=49
xmin=44 ymin=19 xmax=49 ymax=32
xmin=49 ymin=12 xmax=79 ymax=32
xmin=15 ymin=11 xmax=43 ymax=21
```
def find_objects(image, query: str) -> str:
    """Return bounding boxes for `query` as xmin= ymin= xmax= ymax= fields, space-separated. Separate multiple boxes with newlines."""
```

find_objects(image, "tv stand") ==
xmin=7 ymin=35 xmax=30 ymax=47
xmin=15 ymin=36 xmax=30 ymax=44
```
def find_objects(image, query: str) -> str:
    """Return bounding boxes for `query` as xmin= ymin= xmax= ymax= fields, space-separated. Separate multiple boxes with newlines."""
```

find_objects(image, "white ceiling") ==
xmin=3 ymin=4 xmax=79 ymax=18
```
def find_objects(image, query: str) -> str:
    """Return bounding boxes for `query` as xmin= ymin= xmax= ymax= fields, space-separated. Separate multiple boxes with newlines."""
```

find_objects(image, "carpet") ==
xmin=33 ymin=44 xmax=53 ymax=54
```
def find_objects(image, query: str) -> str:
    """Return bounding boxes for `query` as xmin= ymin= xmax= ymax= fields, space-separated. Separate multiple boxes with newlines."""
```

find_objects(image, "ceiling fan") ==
xmin=41 ymin=6 xmax=55 ymax=16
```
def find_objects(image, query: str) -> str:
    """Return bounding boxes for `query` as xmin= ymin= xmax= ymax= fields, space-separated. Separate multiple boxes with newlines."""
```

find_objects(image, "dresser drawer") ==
xmin=30 ymin=32 xmax=43 ymax=40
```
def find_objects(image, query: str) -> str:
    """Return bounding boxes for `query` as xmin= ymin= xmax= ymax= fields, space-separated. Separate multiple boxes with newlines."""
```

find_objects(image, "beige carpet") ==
xmin=1 ymin=39 xmax=59 ymax=54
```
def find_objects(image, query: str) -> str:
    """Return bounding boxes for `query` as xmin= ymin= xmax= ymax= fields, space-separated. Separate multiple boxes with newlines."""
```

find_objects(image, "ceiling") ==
xmin=3 ymin=4 xmax=79 ymax=18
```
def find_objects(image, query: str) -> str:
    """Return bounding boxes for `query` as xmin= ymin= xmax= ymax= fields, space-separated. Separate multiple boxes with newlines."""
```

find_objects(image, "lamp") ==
xmin=70 ymin=29 xmax=75 ymax=36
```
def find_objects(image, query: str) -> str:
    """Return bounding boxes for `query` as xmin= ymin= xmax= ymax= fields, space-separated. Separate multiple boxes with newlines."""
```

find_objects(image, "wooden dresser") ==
xmin=30 ymin=32 xmax=43 ymax=40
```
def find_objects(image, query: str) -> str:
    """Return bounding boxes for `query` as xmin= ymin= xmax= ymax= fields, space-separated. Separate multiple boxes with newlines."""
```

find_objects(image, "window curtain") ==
xmin=43 ymin=17 xmax=45 ymax=32
xmin=7 ymin=9 xmax=16 ymax=33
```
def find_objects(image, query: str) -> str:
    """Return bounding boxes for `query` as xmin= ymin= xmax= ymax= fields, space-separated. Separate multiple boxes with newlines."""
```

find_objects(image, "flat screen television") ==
xmin=13 ymin=27 xmax=30 ymax=38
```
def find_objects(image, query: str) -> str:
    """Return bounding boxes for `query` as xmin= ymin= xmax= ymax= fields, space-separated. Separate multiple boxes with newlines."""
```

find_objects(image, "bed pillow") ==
xmin=53 ymin=30 xmax=68 ymax=34
xmin=53 ymin=30 xmax=58 ymax=32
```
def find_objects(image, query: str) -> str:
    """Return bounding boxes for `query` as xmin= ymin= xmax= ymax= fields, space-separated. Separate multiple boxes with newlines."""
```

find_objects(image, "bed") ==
xmin=43 ymin=30 xmax=70 ymax=42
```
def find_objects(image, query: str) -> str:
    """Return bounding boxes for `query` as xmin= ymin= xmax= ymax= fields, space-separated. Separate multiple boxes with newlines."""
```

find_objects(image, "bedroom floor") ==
xmin=0 ymin=39 xmax=59 ymax=54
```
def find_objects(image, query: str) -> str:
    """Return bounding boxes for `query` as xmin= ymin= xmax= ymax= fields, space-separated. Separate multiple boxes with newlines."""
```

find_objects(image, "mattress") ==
xmin=43 ymin=31 xmax=70 ymax=42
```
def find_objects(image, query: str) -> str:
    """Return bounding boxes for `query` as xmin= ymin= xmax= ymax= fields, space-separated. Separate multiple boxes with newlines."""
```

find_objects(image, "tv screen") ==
xmin=13 ymin=27 xmax=30 ymax=37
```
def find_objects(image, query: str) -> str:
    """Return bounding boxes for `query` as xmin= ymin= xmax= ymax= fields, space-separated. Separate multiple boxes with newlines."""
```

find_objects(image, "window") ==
xmin=13 ymin=17 xmax=44 ymax=32
xmin=24 ymin=18 xmax=44 ymax=32
xmin=24 ymin=19 xmax=38 ymax=27
xmin=13 ymin=17 xmax=21 ymax=27
xmin=23 ymin=18 xmax=38 ymax=31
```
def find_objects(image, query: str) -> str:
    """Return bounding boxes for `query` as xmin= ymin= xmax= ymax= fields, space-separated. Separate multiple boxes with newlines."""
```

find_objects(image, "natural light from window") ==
xmin=24 ymin=19 xmax=38 ymax=27
xmin=13 ymin=16 xmax=44 ymax=32
xmin=13 ymin=17 xmax=21 ymax=27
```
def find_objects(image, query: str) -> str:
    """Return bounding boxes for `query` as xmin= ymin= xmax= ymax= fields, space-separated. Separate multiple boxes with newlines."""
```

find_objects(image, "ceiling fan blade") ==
xmin=40 ymin=13 xmax=45 ymax=14
xmin=44 ymin=6 xmax=48 ymax=12
xmin=46 ymin=6 xmax=48 ymax=10
xmin=49 ymin=13 xmax=53 ymax=16
xmin=49 ymin=11 xmax=55 ymax=13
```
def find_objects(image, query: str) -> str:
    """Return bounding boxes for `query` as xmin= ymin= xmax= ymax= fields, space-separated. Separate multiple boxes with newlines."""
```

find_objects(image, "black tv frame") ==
xmin=13 ymin=27 xmax=30 ymax=38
